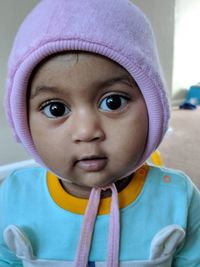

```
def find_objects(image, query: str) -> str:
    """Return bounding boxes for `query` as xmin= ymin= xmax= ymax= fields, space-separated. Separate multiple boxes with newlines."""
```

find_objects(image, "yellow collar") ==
xmin=47 ymin=165 xmax=149 ymax=215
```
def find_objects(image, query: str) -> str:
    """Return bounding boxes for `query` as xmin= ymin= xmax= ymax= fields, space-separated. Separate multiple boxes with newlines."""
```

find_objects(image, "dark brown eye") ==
xmin=41 ymin=101 xmax=70 ymax=118
xmin=99 ymin=95 xmax=128 ymax=111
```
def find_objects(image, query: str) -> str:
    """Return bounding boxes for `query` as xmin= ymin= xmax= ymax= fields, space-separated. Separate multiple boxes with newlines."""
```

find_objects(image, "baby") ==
xmin=1 ymin=0 xmax=200 ymax=266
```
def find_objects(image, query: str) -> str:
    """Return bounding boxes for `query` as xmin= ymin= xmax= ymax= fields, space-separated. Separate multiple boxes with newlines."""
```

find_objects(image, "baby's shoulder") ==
xmin=147 ymin=165 xmax=196 ymax=195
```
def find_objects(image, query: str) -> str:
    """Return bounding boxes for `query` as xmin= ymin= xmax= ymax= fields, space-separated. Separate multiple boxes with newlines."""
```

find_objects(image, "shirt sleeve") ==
xmin=0 ymin=177 xmax=23 ymax=266
xmin=173 ymin=177 xmax=200 ymax=266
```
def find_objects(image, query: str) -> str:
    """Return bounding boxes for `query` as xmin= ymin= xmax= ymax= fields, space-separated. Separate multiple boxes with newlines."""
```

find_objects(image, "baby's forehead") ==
xmin=28 ymin=51 xmax=140 ymax=102
xmin=31 ymin=52 xmax=79 ymax=75
xmin=29 ymin=51 xmax=136 ymax=88
xmin=35 ymin=51 xmax=123 ymax=70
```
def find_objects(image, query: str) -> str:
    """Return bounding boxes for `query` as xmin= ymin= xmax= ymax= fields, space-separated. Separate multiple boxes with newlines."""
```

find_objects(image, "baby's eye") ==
xmin=99 ymin=94 xmax=129 ymax=111
xmin=41 ymin=101 xmax=70 ymax=118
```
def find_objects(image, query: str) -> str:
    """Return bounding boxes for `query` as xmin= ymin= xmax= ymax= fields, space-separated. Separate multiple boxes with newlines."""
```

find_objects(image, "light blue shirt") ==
xmin=0 ymin=165 xmax=200 ymax=266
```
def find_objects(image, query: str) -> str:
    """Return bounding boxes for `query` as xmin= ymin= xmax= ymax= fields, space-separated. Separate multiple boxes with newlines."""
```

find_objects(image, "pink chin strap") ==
xmin=74 ymin=183 xmax=120 ymax=267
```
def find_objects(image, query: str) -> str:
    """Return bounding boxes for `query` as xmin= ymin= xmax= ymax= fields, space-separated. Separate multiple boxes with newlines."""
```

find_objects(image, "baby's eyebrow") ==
xmin=96 ymin=75 xmax=137 ymax=89
xmin=30 ymin=75 xmax=137 ymax=99
xmin=30 ymin=86 xmax=62 ymax=99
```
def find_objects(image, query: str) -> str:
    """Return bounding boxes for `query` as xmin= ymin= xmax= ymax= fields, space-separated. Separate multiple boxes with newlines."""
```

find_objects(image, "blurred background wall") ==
xmin=172 ymin=0 xmax=200 ymax=104
xmin=0 ymin=0 xmax=39 ymax=164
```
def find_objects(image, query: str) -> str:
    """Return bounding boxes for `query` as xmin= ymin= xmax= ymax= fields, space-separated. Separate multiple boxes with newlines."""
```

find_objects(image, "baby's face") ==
xmin=29 ymin=52 xmax=148 ymax=197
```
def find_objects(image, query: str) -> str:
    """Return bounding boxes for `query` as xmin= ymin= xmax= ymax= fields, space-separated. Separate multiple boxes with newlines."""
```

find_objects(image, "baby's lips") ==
xmin=75 ymin=156 xmax=107 ymax=172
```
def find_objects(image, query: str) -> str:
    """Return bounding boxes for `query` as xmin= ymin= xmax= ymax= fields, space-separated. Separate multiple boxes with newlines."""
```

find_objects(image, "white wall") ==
xmin=172 ymin=0 xmax=200 ymax=103
xmin=133 ymin=0 xmax=175 ymax=98
xmin=0 ymin=0 xmax=39 ymax=165
xmin=134 ymin=0 xmax=200 ymax=105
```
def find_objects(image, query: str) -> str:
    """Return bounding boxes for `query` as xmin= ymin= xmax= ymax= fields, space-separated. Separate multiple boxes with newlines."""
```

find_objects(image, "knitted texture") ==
xmin=5 ymin=0 xmax=170 ymax=168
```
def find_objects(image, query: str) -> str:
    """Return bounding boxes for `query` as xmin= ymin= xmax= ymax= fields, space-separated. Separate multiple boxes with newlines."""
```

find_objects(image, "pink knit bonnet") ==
xmin=5 ymin=0 xmax=170 ymax=170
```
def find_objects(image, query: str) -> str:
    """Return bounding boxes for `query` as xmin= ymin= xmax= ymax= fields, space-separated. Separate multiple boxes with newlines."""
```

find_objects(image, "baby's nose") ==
xmin=71 ymin=111 xmax=105 ymax=143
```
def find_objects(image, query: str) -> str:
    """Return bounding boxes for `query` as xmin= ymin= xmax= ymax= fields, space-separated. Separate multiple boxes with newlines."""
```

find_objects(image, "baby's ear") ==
xmin=3 ymin=225 xmax=34 ymax=260
xmin=150 ymin=224 xmax=185 ymax=260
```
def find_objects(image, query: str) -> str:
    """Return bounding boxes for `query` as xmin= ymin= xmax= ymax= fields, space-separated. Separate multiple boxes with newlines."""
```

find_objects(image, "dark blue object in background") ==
xmin=186 ymin=85 xmax=200 ymax=105
xmin=179 ymin=102 xmax=197 ymax=110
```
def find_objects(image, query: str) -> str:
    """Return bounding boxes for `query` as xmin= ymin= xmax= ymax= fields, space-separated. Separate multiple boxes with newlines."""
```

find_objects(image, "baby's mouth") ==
xmin=75 ymin=155 xmax=108 ymax=172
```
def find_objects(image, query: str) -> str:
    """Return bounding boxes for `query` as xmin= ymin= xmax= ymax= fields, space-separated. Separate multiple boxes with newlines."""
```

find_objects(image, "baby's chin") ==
xmin=59 ymin=169 xmax=133 ymax=185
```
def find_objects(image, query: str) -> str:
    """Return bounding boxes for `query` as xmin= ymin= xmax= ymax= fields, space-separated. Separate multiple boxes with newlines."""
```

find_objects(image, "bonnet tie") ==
xmin=74 ymin=183 xmax=120 ymax=267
